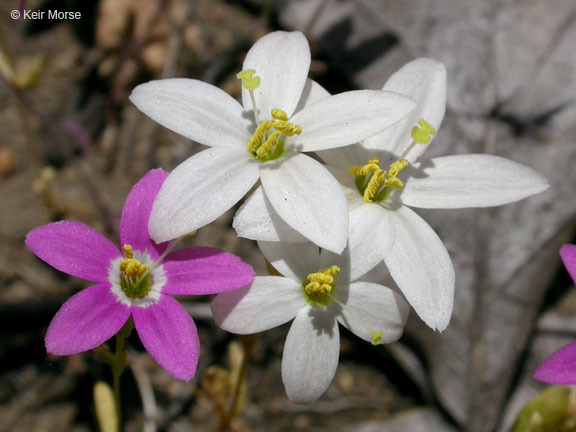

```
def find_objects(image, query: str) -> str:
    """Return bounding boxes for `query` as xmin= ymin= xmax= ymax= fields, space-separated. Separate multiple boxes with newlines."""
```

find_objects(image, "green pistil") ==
xmin=120 ymin=274 xmax=152 ymax=299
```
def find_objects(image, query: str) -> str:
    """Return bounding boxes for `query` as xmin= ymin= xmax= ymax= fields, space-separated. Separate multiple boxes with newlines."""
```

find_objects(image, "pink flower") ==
xmin=25 ymin=169 xmax=254 ymax=381
xmin=534 ymin=244 xmax=576 ymax=384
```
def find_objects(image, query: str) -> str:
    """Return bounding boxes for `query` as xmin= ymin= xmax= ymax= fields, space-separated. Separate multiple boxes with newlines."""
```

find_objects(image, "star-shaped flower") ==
xmin=129 ymin=31 xmax=415 ymax=253
xmin=211 ymin=240 xmax=409 ymax=404
xmin=534 ymin=244 xmax=576 ymax=384
xmin=235 ymin=58 xmax=549 ymax=331
xmin=25 ymin=169 xmax=254 ymax=381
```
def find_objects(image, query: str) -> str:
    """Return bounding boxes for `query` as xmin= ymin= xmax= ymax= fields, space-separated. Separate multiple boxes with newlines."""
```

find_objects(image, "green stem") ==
xmin=112 ymin=336 xmax=123 ymax=429
xmin=110 ymin=320 xmax=133 ymax=431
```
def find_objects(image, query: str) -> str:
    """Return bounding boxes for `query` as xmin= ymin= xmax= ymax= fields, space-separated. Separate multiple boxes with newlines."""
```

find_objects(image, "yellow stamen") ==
xmin=246 ymin=108 xmax=302 ymax=161
xmin=123 ymin=244 xmax=133 ymax=259
xmin=271 ymin=108 xmax=288 ymax=121
xmin=349 ymin=158 xmax=409 ymax=203
xmin=348 ymin=157 xmax=381 ymax=176
xmin=256 ymin=130 xmax=282 ymax=158
xmin=304 ymin=265 xmax=340 ymax=297
xmin=383 ymin=159 xmax=409 ymax=189
xmin=119 ymin=244 xmax=150 ymax=298
xmin=246 ymin=120 xmax=273 ymax=154
xmin=364 ymin=170 xmax=384 ymax=203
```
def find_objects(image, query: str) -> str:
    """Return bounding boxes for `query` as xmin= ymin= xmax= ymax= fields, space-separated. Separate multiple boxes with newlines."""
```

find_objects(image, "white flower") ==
xmin=234 ymin=58 xmax=550 ymax=331
xmin=129 ymin=31 xmax=415 ymax=253
xmin=211 ymin=240 xmax=409 ymax=404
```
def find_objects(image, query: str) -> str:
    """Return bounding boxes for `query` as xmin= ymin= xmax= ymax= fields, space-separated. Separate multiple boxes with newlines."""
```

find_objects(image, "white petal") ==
xmin=384 ymin=206 xmax=455 ymax=331
xmin=321 ymin=166 xmax=366 ymax=213
xmin=316 ymin=204 xmax=395 ymax=282
xmin=282 ymin=306 xmax=340 ymax=404
xmin=290 ymin=90 xmax=416 ymax=152
xmin=317 ymin=246 xmax=352 ymax=285
xmin=242 ymin=31 xmax=310 ymax=119
xmin=293 ymin=79 xmax=331 ymax=114
xmin=347 ymin=204 xmax=395 ymax=280
xmin=211 ymin=276 xmax=305 ymax=334
xmin=130 ymin=79 xmax=251 ymax=148
xmin=335 ymin=281 xmax=409 ymax=344
xmin=363 ymin=58 xmax=447 ymax=162
xmin=400 ymin=154 xmax=550 ymax=208
xmin=257 ymin=241 xmax=320 ymax=282
xmin=317 ymin=145 xmax=402 ymax=182
xmin=260 ymin=154 xmax=348 ymax=253
xmin=233 ymin=186 xmax=308 ymax=242
xmin=316 ymin=143 xmax=374 ymax=172
xmin=149 ymin=148 xmax=259 ymax=242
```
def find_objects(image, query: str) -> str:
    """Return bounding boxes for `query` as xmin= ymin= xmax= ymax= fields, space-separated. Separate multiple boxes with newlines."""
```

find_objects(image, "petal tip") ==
xmin=532 ymin=362 xmax=570 ymax=385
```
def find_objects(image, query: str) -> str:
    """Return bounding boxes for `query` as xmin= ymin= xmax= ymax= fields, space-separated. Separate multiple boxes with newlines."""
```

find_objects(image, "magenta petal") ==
xmin=534 ymin=340 xmax=576 ymax=384
xmin=26 ymin=221 xmax=121 ymax=283
xmin=120 ymin=169 xmax=170 ymax=259
xmin=560 ymin=244 xmax=576 ymax=286
xmin=132 ymin=295 xmax=199 ymax=381
xmin=162 ymin=247 xmax=255 ymax=295
xmin=46 ymin=283 xmax=131 ymax=355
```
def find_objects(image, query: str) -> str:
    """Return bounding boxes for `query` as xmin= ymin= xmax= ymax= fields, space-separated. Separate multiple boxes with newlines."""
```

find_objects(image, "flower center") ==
xmin=348 ymin=118 xmax=436 ymax=203
xmin=301 ymin=266 xmax=384 ymax=345
xmin=119 ymin=245 xmax=152 ymax=299
xmin=237 ymin=69 xmax=303 ymax=162
xmin=246 ymin=108 xmax=302 ymax=161
xmin=349 ymin=158 xmax=409 ymax=203
xmin=302 ymin=265 xmax=340 ymax=307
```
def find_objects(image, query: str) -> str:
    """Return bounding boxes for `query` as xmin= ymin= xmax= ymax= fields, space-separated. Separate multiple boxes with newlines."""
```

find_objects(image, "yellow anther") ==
xmin=382 ymin=159 xmax=409 ymax=190
xmin=364 ymin=170 xmax=384 ymax=203
xmin=272 ymin=120 xmax=302 ymax=136
xmin=350 ymin=157 xmax=410 ymax=202
xmin=348 ymin=157 xmax=380 ymax=176
xmin=246 ymin=120 xmax=273 ymax=154
xmin=119 ymin=259 xmax=148 ymax=279
xmin=370 ymin=331 xmax=383 ymax=345
xmin=271 ymin=109 xmax=289 ymax=121
xmin=246 ymin=108 xmax=302 ymax=161
xmin=256 ymin=130 xmax=282 ymax=158
xmin=388 ymin=159 xmax=409 ymax=176
xmin=118 ymin=244 xmax=152 ymax=299
xmin=304 ymin=265 xmax=340 ymax=296
xmin=119 ymin=244 xmax=149 ymax=281
xmin=236 ymin=69 xmax=261 ymax=91
xmin=411 ymin=119 xmax=437 ymax=145
xmin=123 ymin=244 xmax=133 ymax=259
xmin=383 ymin=177 xmax=404 ymax=189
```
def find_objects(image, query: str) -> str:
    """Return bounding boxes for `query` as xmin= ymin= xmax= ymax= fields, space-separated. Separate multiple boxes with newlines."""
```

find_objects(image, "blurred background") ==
xmin=1 ymin=0 xmax=576 ymax=431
